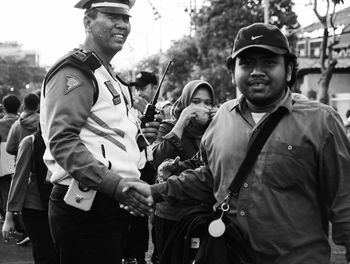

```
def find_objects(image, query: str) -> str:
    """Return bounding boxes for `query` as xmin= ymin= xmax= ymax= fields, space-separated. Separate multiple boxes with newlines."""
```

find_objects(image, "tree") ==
xmin=7 ymin=59 xmax=32 ymax=91
xmin=0 ymin=58 xmax=10 ymax=85
xmin=0 ymin=57 xmax=46 ymax=100
xmin=312 ymin=0 xmax=343 ymax=105
xmin=130 ymin=36 xmax=200 ymax=101
xmin=164 ymin=36 xmax=199 ymax=98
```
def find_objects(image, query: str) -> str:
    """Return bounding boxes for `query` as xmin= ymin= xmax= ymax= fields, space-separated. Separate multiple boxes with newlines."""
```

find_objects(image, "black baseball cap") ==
xmin=226 ymin=23 xmax=291 ymax=69
xmin=130 ymin=71 xmax=158 ymax=88
xmin=75 ymin=0 xmax=135 ymax=16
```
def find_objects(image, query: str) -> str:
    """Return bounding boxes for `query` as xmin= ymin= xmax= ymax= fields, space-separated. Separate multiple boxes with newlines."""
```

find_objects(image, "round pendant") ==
xmin=208 ymin=218 xmax=226 ymax=237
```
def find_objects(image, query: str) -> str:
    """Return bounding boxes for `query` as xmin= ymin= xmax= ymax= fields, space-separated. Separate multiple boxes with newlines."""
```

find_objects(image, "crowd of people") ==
xmin=0 ymin=0 xmax=350 ymax=264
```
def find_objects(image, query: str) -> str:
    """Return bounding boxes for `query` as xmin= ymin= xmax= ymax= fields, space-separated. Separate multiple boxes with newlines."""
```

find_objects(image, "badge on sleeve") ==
xmin=65 ymin=74 xmax=82 ymax=94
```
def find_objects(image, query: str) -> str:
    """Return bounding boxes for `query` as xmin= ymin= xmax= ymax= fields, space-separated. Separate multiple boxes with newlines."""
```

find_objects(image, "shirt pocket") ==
xmin=261 ymin=141 xmax=315 ymax=191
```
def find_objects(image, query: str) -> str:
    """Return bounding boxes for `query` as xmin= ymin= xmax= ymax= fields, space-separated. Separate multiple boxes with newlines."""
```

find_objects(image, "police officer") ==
xmin=131 ymin=71 xmax=158 ymax=115
xmin=40 ymin=1 xmax=159 ymax=263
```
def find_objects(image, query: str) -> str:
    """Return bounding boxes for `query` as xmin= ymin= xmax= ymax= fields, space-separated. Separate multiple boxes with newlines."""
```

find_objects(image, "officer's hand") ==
xmin=120 ymin=181 xmax=153 ymax=215
xmin=115 ymin=178 xmax=153 ymax=217
xmin=2 ymin=214 xmax=15 ymax=242
xmin=137 ymin=121 xmax=160 ymax=149
xmin=157 ymin=156 xmax=180 ymax=182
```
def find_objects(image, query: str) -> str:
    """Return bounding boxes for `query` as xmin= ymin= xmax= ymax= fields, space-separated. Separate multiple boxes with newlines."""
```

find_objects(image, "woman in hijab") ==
xmin=150 ymin=79 xmax=217 ymax=258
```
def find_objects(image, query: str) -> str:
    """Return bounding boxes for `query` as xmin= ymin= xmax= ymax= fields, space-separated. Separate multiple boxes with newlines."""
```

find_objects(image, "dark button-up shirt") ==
xmin=151 ymin=91 xmax=350 ymax=263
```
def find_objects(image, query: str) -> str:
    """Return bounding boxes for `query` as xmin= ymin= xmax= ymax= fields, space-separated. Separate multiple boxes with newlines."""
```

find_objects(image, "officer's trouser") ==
xmin=49 ymin=184 xmax=130 ymax=264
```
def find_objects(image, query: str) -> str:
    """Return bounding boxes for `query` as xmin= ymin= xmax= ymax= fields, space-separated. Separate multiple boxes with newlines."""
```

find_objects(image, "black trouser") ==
xmin=49 ymin=184 xmax=130 ymax=264
xmin=22 ymin=208 xmax=59 ymax=264
xmin=120 ymin=163 xmax=156 ymax=261
xmin=154 ymin=215 xmax=177 ymax=258
xmin=122 ymin=215 xmax=149 ymax=260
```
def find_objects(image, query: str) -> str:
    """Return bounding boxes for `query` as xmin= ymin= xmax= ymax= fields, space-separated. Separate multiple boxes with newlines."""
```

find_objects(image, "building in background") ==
xmin=0 ymin=41 xmax=40 ymax=67
xmin=0 ymin=42 xmax=44 ymax=99
xmin=295 ymin=6 xmax=350 ymax=121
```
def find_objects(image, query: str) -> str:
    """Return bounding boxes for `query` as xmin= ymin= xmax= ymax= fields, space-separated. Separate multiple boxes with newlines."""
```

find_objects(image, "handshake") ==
xmin=117 ymin=178 xmax=153 ymax=217
xmin=117 ymin=157 xmax=180 ymax=216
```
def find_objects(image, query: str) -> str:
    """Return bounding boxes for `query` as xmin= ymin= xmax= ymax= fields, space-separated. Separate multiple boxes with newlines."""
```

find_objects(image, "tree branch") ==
xmin=313 ymin=0 xmax=326 ymax=25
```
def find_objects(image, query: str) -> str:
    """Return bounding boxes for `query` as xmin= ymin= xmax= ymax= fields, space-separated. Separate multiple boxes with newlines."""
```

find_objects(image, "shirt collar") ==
xmin=229 ymin=88 xmax=293 ymax=114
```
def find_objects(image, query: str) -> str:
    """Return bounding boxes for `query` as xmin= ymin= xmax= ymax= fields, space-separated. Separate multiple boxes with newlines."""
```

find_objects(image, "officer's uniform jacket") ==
xmin=40 ymin=48 xmax=145 ymax=197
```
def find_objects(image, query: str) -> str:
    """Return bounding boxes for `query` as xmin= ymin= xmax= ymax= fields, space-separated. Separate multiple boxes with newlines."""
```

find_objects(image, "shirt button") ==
xmin=288 ymin=145 xmax=293 ymax=151
xmin=240 ymin=211 xmax=245 ymax=216
xmin=243 ymin=182 xmax=249 ymax=188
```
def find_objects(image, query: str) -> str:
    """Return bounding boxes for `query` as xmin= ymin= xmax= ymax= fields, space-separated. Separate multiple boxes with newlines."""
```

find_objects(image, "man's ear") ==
xmin=231 ymin=74 xmax=236 ymax=86
xmin=84 ymin=16 xmax=92 ymax=32
xmin=230 ymin=67 xmax=236 ymax=86
xmin=286 ymin=63 xmax=292 ymax=82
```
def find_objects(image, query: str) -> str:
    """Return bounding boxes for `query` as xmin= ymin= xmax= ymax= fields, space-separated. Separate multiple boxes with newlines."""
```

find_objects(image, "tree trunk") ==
xmin=318 ymin=60 xmax=337 ymax=104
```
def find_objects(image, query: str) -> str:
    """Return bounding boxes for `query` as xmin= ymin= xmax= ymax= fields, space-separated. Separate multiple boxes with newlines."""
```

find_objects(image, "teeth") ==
xmin=251 ymin=83 xmax=265 ymax=88
xmin=113 ymin=34 xmax=124 ymax=39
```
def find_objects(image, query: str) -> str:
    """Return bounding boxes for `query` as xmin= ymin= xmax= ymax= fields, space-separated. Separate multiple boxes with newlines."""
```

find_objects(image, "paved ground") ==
xmin=0 ymin=220 xmax=347 ymax=264
xmin=0 ymin=226 xmax=33 ymax=264
xmin=0 ymin=220 xmax=155 ymax=264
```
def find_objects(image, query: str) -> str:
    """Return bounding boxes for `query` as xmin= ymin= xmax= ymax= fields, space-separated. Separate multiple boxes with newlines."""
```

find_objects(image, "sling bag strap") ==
xmin=228 ymin=106 xmax=289 ymax=197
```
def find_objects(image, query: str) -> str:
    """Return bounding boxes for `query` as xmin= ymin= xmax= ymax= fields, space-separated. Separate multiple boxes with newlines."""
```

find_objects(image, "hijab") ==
xmin=171 ymin=80 xmax=215 ymax=138
xmin=171 ymin=80 xmax=215 ymax=120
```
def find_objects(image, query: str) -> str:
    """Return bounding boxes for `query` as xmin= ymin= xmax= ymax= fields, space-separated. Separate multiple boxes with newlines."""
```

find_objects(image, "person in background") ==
xmin=345 ymin=109 xmax=350 ymax=121
xmin=2 ymin=126 xmax=58 ymax=264
xmin=122 ymin=71 xmax=159 ymax=264
xmin=156 ymin=100 xmax=172 ymax=121
xmin=40 ymin=1 xmax=158 ymax=263
xmin=6 ymin=93 xmax=40 ymax=156
xmin=345 ymin=109 xmax=350 ymax=140
xmin=131 ymin=71 xmax=158 ymax=115
xmin=6 ymin=92 xmax=40 ymax=246
xmin=126 ymin=23 xmax=350 ymax=263
xmin=0 ymin=95 xmax=20 ymax=221
xmin=150 ymin=80 xmax=217 ymax=258
xmin=346 ymin=123 xmax=350 ymax=141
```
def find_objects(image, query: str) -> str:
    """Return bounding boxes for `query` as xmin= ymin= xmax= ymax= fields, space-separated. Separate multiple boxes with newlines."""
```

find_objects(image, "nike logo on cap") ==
xmin=251 ymin=35 xmax=263 ymax=40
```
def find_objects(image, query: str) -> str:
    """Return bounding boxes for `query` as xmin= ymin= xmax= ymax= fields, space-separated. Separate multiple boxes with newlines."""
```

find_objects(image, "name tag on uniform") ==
xmin=104 ymin=81 xmax=121 ymax=105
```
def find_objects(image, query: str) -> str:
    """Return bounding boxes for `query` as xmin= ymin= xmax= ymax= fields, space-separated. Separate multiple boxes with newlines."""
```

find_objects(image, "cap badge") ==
xmin=251 ymin=35 xmax=263 ymax=40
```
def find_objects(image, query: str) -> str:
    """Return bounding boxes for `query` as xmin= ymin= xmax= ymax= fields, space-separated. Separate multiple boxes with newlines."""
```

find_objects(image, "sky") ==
xmin=0 ymin=0 xmax=349 ymax=70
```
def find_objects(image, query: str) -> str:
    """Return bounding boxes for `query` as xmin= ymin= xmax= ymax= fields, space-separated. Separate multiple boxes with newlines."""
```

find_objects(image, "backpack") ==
xmin=159 ymin=206 xmax=254 ymax=264
xmin=30 ymin=130 xmax=52 ymax=210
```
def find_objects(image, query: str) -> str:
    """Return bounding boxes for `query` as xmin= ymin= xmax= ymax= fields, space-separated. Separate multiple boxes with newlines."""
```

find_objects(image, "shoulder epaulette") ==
xmin=43 ymin=48 xmax=102 ymax=104
xmin=71 ymin=49 xmax=102 ymax=72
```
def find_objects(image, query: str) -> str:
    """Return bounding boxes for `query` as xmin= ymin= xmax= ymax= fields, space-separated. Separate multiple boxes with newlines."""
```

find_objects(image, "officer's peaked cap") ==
xmin=75 ymin=0 xmax=136 ymax=16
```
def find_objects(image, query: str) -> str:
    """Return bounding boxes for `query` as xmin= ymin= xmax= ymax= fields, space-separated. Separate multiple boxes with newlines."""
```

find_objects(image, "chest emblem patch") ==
xmin=65 ymin=74 xmax=82 ymax=94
